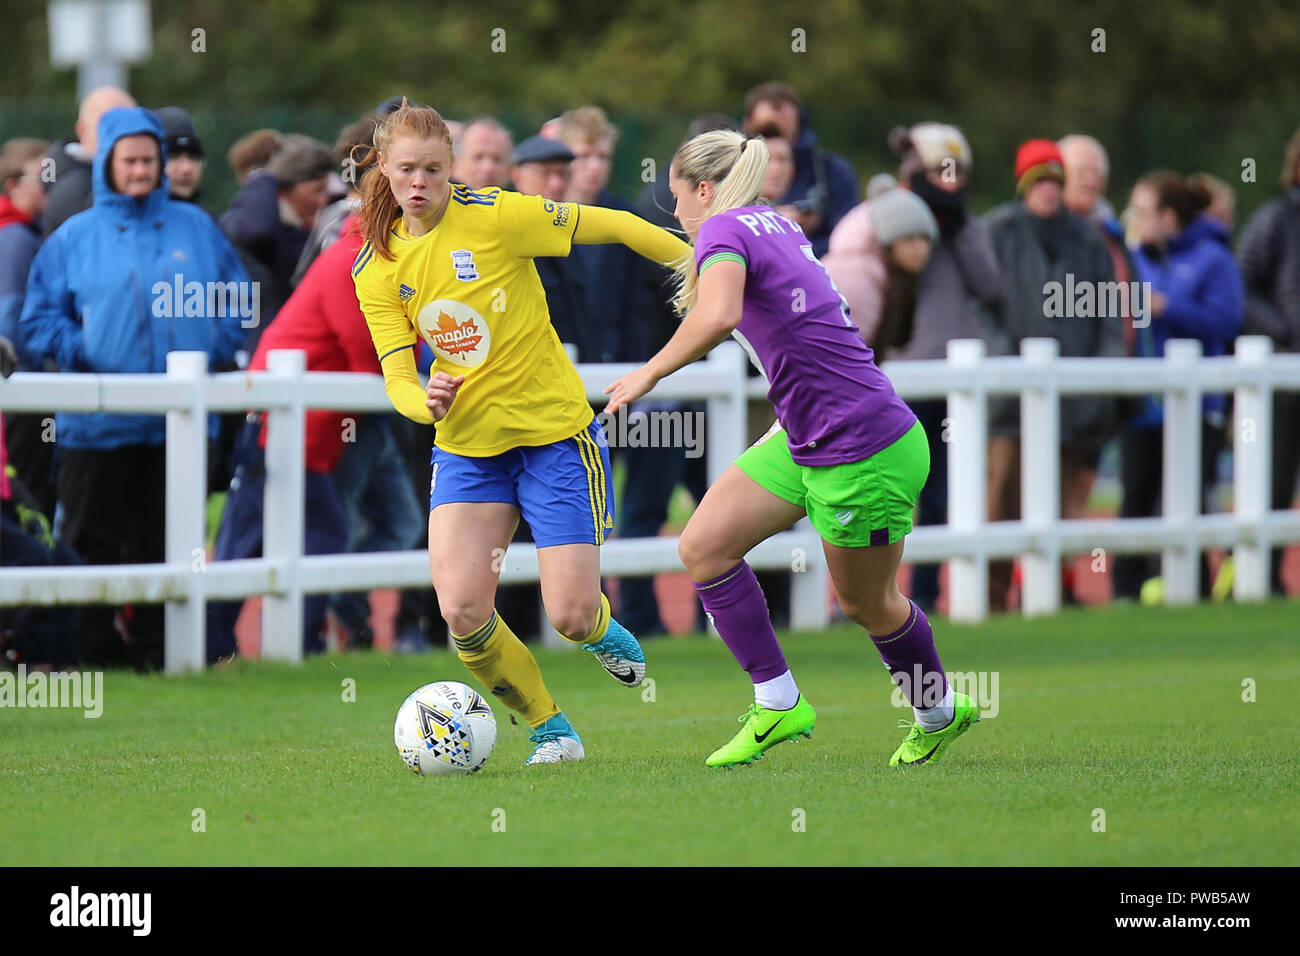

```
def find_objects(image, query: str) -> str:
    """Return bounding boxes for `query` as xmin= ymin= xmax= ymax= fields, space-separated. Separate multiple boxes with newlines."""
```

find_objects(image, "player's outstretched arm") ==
xmin=603 ymin=259 xmax=745 ymax=414
xmin=572 ymin=204 xmax=692 ymax=274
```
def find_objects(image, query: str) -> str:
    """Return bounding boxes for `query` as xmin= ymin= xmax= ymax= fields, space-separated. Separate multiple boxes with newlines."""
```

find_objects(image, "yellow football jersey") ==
xmin=352 ymin=185 xmax=594 ymax=457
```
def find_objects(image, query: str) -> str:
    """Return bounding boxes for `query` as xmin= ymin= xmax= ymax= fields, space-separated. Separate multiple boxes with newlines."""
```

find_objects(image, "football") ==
xmin=394 ymin=681 xmax=498 ymax=776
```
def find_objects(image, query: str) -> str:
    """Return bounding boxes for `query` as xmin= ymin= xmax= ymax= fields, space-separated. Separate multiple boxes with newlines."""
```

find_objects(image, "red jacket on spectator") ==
xmin=248 ymin=215 xmax=381 ymax=473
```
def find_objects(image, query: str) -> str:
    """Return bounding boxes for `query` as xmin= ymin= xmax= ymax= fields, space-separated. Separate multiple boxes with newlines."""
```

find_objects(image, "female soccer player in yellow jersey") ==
xmin=352 ymin=102 xmax=691 ymax=765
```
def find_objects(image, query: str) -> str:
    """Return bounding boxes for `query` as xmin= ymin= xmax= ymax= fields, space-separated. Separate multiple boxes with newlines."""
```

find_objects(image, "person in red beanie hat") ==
xmin=1014 ymin=139 xmax=1066 ymax=194
xmin=1013 ymin=139 xmax=1069 ymax=225
xmin=978 ymin=137 xmax=1123 ymax=611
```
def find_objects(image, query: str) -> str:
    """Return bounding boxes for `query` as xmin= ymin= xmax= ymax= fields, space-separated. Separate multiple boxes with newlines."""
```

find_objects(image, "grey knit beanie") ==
xmin=870 ymin=187 xmax=939 ymax=246
xmin=865 ymin=172 xmax=899 ymax=199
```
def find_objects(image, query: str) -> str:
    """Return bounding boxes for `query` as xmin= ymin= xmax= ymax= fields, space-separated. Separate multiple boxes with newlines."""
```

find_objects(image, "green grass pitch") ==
xmin=2 ymin=601 xmax=1296 ymax=866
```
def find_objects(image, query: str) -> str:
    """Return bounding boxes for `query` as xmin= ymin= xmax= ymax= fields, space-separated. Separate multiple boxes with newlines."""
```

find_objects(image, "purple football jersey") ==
xmin=694 ymin=205 xmax=917 ymax=465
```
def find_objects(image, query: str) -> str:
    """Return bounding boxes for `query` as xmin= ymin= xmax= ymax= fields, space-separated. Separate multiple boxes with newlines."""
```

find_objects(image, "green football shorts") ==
xmin=735 ymin=419 xmax=929 ymax=548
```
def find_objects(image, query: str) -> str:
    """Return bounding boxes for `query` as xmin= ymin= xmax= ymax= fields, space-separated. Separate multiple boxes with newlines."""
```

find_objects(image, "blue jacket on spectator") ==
xmin=19 ymin=107 xmax=248 ymax=449
xmin=1130 ymin=215 xmax=1244 ymax=428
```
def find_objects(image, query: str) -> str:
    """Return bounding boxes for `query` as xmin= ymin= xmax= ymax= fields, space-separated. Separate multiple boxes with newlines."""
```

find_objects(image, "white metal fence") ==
xmin=1 ymin=336 xmax=1298 ymax=673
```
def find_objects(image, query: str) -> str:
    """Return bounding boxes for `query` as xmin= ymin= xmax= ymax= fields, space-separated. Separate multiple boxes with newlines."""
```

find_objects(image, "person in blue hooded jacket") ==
xmin=1114 ymin=171 xmax=1244 ymax=601
xmin=18 ymin=106 xmax=248 ymax=669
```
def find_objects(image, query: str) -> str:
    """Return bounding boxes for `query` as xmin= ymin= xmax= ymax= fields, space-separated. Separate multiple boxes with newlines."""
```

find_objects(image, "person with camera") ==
xmin=741 ymin=82 xmax=858 ymax=258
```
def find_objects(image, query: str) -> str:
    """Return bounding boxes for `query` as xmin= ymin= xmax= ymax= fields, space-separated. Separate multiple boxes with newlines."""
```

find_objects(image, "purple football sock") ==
xmin=694 ymin=561 xmax=788 ymax=683
xmin=869 ymin=599 xmax=949 ymax=709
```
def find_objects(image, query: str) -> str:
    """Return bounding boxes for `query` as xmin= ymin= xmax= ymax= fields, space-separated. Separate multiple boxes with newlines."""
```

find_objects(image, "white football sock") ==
xmin=754 ymin=670 xmax=800 ymax=710
xmin=914 ymin=684 xmax=955 ymax=731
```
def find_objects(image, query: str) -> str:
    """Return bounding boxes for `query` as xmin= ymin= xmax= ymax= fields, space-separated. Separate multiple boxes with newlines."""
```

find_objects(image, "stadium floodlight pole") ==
xmin=47 ymin=0 xmax=152 ymax=101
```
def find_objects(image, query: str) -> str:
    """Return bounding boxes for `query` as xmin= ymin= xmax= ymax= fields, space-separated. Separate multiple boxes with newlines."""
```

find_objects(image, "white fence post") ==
xmin=789 ymin=521 xmax=829 ymax=631
xmin=706 ymin=341 xmax=749 ymax=486
xmin=1161 ymin=339 xmax=1203 ymax=604
xmin=703 ymin=342 xmax=750 ymax=638
xmin=164 ymin=351 xmax=209 ymax=673
xmin=946 ymin=338 xmax=989 ymax=622
xmin=262 ymin=349 xmax=307 ymax=661
xmin=1020 ymin=338 xmax=1062 ymax=615
xmin=1233 ymin=335 xmax=1274 ymax=601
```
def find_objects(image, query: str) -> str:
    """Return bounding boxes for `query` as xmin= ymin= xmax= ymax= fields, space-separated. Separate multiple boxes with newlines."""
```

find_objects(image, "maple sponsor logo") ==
xmin=416 ymin=299 xmax=491 ymax=368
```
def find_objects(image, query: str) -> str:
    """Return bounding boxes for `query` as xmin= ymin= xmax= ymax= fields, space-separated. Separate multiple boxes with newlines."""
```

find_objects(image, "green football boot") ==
xmin=706 ymin=695 xmax=816 ymax=768
xmin=889 ymin=692 xmax=980 ymax=766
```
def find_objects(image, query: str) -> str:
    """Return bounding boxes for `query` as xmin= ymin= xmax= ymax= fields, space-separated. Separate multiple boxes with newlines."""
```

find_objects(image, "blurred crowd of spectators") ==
xmin=2 ymin=80 xmax=1298 ymax=670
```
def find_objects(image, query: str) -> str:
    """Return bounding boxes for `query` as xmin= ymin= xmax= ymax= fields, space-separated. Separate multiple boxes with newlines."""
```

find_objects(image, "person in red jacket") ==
xmin=206 ymin=215 xmax=380 ymax=661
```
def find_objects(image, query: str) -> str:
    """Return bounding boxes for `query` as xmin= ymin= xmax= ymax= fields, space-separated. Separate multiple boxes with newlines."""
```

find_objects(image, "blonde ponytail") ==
xmin=670 ymin=131 xmax=769 ymax=314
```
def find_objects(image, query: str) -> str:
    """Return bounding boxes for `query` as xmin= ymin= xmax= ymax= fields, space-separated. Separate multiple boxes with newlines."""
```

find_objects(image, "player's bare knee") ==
xmin=678 ymin=530 xmax=728 ymax=581
xmin=549 ymin=600 xmax=600 ymax=640
xmin=442 ymin=603 xmax=494 ymax=640
xmin=677 ymin=529 xmax=703 ymax=575
xmin=839 ymin=592 xmax=891 ymax=632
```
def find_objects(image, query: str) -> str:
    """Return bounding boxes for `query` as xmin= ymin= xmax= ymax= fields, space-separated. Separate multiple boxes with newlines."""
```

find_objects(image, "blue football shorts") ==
xmin=428 ymin=416 xmax=614 ymax=547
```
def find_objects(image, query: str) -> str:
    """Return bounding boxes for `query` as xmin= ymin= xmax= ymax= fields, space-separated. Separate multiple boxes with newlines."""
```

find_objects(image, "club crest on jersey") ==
xmin=398 ymin=283 xmax=417 ymax=302
xmin=416 ymin=298 xmax=492 ymax=368
xmin=450 ymin=249 xmax=479 ymax=282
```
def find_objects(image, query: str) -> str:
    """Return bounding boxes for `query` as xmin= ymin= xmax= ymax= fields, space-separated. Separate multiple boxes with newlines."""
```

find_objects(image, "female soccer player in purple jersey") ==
xmin=605 ymin=130 xmax=982 ymax=767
